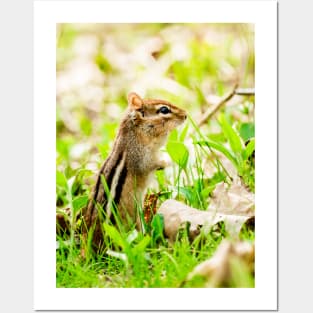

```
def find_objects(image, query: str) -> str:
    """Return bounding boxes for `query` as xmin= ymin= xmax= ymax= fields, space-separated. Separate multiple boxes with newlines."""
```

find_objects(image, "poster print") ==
xmin=34 ymin=1 xmax=277 ymax=310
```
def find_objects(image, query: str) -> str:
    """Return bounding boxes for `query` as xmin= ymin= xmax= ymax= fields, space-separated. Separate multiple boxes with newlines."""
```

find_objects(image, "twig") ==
xmin=235 ymin=88 xmax=255 ymax=96
xmin=198 ymin=83 xmax=238 ymax=127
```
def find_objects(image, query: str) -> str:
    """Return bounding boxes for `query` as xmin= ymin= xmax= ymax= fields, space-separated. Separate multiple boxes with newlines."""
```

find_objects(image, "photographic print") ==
xmin=34 ymin=1 xmax=277 ymax=310
xmin=56 ymin=22 xmax=255 ymax=288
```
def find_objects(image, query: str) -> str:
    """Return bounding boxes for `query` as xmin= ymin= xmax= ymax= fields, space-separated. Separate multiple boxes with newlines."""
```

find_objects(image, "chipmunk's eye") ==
xmin=158 ymin=106 xmax=171 ymax=114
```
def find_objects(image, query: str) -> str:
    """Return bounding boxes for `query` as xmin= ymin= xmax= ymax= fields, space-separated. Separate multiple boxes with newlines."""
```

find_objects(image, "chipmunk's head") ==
xmin=127 ymin=92 xmax=187 ymax=138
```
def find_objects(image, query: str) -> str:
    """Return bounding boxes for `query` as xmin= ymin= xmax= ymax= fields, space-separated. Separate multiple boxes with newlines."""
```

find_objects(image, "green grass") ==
xmin=56 ymin=118 xmax=255 ymax=288
xmin=56 ymin=23 xmax=255 ymax=288
xmin=56 ymin=226 xmax=224 ymax=288
xmin=57 ymin=216 xmax=254 ymax=288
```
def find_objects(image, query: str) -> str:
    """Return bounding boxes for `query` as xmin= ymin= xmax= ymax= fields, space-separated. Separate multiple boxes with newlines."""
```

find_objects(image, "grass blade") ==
xmin=196 ymin=140 xmax=238 ymax=167
xmin=218 ymin=114 xmax=243 ymax=154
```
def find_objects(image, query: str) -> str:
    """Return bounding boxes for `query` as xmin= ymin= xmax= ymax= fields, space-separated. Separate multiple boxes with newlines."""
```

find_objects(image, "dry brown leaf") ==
xmin=158 ymin=198 xmax=254 ymax=241
xmin=209 ymin=178 xmax=255 ymax=216
xmin=143 ymin=192 xmax=160 ymax=224
xmin=186 ymin=240 xmax=255 ymax=287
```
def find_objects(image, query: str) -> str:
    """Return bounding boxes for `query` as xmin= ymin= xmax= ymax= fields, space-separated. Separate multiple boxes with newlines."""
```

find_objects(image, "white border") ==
xmin=34 ymin=0 xmax=277 ymax=310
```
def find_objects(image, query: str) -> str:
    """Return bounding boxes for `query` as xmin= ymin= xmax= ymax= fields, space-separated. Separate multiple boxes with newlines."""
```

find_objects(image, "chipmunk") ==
xmin=82 ymin=92 xmax=187 ymax=250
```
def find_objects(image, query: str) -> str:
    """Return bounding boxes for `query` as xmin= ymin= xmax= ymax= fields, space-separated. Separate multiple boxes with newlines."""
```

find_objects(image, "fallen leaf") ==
xmin=209 ymin=178 xmax=255 ymax=216
xmin=158 ymin=198 xmax=254 ymax=241
xmin=186 ymin=240 xmax=254 ymax=287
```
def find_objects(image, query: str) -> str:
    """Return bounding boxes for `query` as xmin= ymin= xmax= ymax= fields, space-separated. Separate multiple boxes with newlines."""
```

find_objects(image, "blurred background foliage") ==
xmin=56 ymin=23 xmax=255 ymax=288
xmin=56 ymin=23 xmax=254 ymax=208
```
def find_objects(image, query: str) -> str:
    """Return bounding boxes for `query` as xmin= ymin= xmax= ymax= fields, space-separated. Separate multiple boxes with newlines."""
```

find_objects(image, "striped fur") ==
xmin=82 ymin=92 xmax=187 ymax=250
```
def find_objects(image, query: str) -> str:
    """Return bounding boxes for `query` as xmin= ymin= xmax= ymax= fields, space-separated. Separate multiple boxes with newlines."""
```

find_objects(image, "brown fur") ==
xmin=82 ymin=92 xmax=187 ymax=250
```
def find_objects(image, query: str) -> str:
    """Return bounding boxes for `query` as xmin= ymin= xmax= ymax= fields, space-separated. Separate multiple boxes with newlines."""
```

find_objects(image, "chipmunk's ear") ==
xmin=128 ymin=92 xmax=143 ymax=110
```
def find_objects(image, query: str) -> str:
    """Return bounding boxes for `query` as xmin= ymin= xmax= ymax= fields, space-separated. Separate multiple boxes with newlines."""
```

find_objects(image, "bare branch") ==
xmin=197 ymin=83 xmax=238 ymax=127
xmin=235 ymin=88 xmax=255 ymax=96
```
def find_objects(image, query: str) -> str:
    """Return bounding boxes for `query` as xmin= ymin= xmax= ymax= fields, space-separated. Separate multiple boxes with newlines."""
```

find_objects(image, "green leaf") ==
xmin=177 ymin=186 xmax=195 ymax=203
xmin=170 ymin=61 xmax=190 ymax=87
xmin=79 ymin=116 xmax=93 ymax=136
xmin=179 ymin=123 xmax=189 ymax=142
xmin=56 ymin=170 xmax=68 ymax=190
xmin=200 ymin=186 xmax=215 ymax=199
xmin=56 ymin=137 xmax=74 ymax=160
xmin=168 ymin=129 xmax=178 ymax=141
xmin=151 ymin=214 xmax=165 ymax=245
xmin=76 ymin=168 xmax=94 ymax=180
xmin=218 ymin=114 xmax=243 ymax=154
xmin=166 ymin=141 xmax=189 ymax=168
xmin=208 ymin=171 xmax=226 ymax=185
xmin=102 ymin=223 xmax=127 ymax=250
xmin=155 ymin=170 xmax=166 ymax=190
xmin=243 ymin=138 xmax=255 ymax=160
xmin=72 ymin=195 xmax=88 ymax=214
xmin=208 ymin=132 xmax=225 ymax=142
xmin=239 ymin=123 xmax=255 ymax=141
xmin=95 ymin=53 xmax=113 ymax=73
xmin=196 ymin=140 xmax=238 ymax=167
xmin=133 ymin=235 xmax=151 ymax=254
xmin=70 ymin=168 xmax=93 ymax=195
